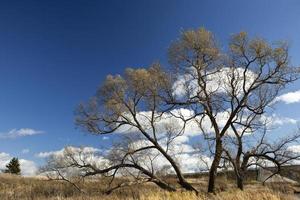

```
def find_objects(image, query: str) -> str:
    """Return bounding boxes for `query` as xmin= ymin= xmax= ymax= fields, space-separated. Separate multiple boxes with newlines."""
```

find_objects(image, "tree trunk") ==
xmin=236 ymin=175 xmax=244 ymax=190
xmin=208 ymin=139 xmax=222 ymax=193
xmin=162 ymin=149 xmax=198 ymax=194
xmin=154 ymin=142 xmax=198 ymax=194
xmin=136 ymin=128 xmax=198 ymax=193
xmin=235 ymin=155 xmax=249 ymax=191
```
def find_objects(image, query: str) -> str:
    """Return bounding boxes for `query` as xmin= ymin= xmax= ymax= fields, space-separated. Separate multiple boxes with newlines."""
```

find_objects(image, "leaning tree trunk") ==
xmin=135 ymin=127 xmax=198 ymax=194
xmin=155 ymin=143 xmax=199 ymax=194
xmin=208 ymin=139 xmax=223 ymax=193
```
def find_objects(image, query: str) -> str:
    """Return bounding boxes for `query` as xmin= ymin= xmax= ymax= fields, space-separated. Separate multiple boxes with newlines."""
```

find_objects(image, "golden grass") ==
xmin=0 ymin=174 xmax=297 ymax=200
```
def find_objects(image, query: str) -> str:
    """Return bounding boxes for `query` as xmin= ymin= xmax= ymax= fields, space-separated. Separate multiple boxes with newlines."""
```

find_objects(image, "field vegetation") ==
xmin=0 ymin=174 xmax=297 ymax=200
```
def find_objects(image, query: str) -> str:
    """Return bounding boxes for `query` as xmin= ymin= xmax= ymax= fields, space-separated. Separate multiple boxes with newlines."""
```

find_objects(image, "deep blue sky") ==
xmin=0 ymin=0 xmax=300 ymax=169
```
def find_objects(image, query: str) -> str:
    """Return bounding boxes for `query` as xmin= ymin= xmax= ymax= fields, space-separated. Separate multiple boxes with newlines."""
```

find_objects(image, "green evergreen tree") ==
xmin=5 ymin=157 xmax=21 ymax=175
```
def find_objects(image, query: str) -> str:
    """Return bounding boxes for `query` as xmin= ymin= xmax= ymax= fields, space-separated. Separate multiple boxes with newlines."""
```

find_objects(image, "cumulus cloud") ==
xmin=261 ymin=114 xmax=297 ymax=128
xmin=36 ymin=149 xmax=65 ymax=158
xmin=280 ymin=145 xmax=300 ymax=165
xmin=274 ymin=90 xmax=300 ymax=104
xmin=172 ymin=67 xmax=257 ymax=98
xmin=116 ymin=105 xmax=297 ymax=146
xmin=108 ymin=109 xmax=296 ymax=172
xmin=113 ymin=66 xmax=294 ymax=139
xmin=38 ymin=146 xmax=108 ymax=178
xmin=0 ymin=152 xmax=11 ymax=166
xmin=38 ymin=139 xmax=211 ymax=174
xmin=0 ymin=152 xmax=37 ymax=176
xmin=0 ymin=128 xmax=44 ymax=139
xmin=123 ymin=133 xmax=211 ymax=173
xmin=116 ymin=108 xmax=201 ymax=137
xmin=170 ymin=67 xmax=297 ymax=132
xmin=287 ymin=145 xmax=300 ymax=153
xmin=19 ymin=159 xmax=38 ymax=176
xmin=36 ymin=146 xmax=100 ymax=158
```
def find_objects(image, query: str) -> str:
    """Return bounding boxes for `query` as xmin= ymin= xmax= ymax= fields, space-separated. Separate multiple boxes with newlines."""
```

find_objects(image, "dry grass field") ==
xmin=0 ymin=174 xmax=298 ymax=200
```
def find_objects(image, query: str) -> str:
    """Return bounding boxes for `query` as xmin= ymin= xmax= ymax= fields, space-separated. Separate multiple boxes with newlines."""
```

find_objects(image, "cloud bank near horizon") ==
xmin=0 ymin=152 xmax=37 ymax=176
xmin=0 ymin=128 xmax=44 ymax=139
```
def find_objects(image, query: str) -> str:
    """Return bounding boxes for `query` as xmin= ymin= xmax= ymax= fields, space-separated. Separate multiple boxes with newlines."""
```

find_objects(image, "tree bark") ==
xmin=208 ymin=139 xmax=222 ymax=193
xmin=133 ymin=119 xmax=198 ymax=194
xmin=236 ymin=175 xmax=244 ymax=190
xmin=235 ymin=155 xmax=249 ymax=191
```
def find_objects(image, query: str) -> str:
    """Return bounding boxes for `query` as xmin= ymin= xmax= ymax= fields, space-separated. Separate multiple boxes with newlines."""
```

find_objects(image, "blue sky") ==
xmin=1 ymin=0 xmax=300 ymax=175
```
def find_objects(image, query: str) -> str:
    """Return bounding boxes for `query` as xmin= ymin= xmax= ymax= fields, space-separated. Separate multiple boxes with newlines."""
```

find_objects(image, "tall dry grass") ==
xmin=0 ymin=174 xmax=297 ymax=200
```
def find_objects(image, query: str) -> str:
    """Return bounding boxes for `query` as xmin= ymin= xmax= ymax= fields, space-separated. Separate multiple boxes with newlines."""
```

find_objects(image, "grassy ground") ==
xmin=0 ymin=174 xmax=297 ymax=200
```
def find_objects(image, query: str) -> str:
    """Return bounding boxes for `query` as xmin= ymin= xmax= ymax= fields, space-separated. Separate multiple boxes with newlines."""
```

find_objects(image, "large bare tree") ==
xmin=42 ymin=28 xmax=299 ymax=195
xmin=167 ymin=28 xmax=299 ymax=193
xmin=74 ymin=65 xmax=199 ymax=193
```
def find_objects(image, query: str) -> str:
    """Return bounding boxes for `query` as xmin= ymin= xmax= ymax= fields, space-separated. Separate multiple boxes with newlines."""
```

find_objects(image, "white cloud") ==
xmin=109 ymin=109 xmax=296 ymax=173
xmin=274 ymin=90 xmax=300 ymax=104
xmin=0 ymin=128 xmax=44 ymax=139
xmin=124 ymin=134 xmax=211 ymax=173
xmin=0 ymin=152 xmax=37 ymax=176
xmin=19 ymin=159 xmax=38 ymax=176
xmin=261 ymin=114 xmax=297 ymax=128
xmin=38 ymin=146 xmax=108 ymax=178
xmin=108 ymin=66 xmax=295 ymax=141
xmin=288 ymin=145 xmax=300 ymax=153
xmin=36 ymin=146 xmax=100 ymax=158
xmin=172 ymin=67 xmax=257 ymax=99
xmin=177 ymin=153 xmax=211 ymax=172
xmin=0 ymin=152 xmax=11 ymax=166
xmin=116 ymin=108 xmax=203 ymax=137
xmin=280 ymin=145 xmax=300 ymax=165
xmin=117 ymin=106 xmax=297 ymax=143
xmin=36 ymin=149 xmax=64 ymax=158
xmin=38 ymin=139 xmax=211 ymax=174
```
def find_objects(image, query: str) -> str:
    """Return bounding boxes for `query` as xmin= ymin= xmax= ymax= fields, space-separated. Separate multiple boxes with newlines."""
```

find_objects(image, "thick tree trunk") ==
xmin=208 ymin=139 xmax=223 ymax=193
xmin=236 ymin=175 xmax=244 ymax=190
xmin=136 ymin=127 xmax=198 ymax=193
xmin=235 ymin=155 xmax=249 ymax=191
